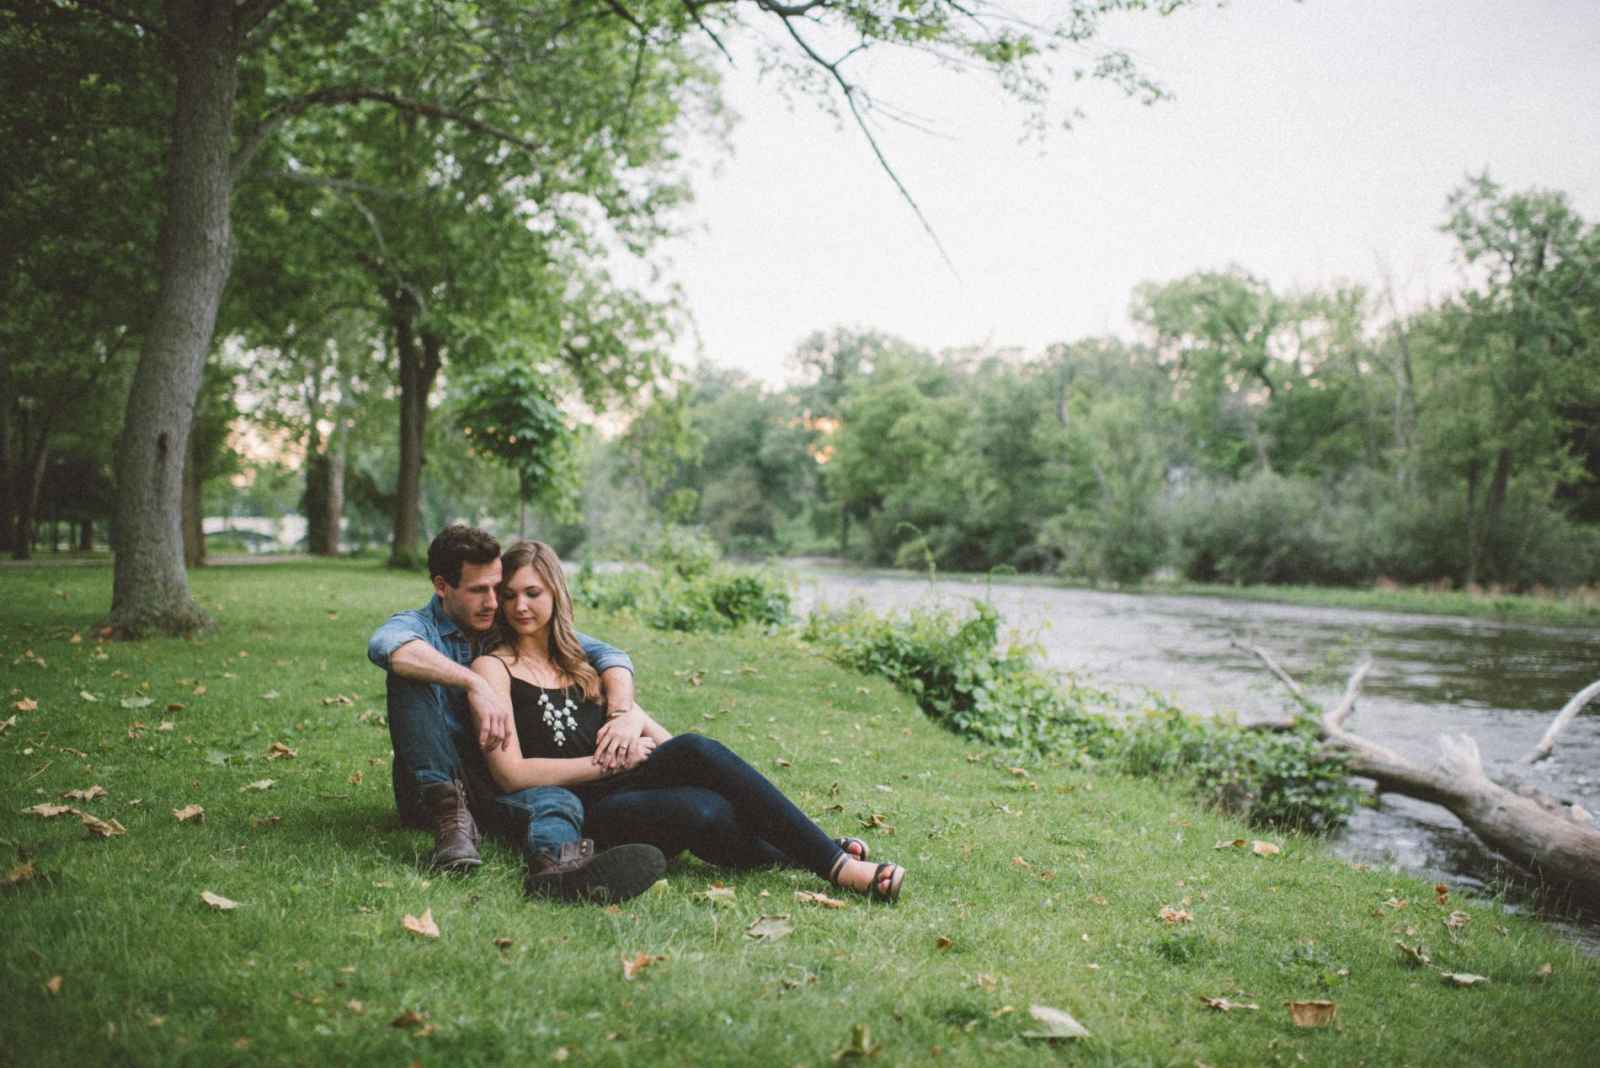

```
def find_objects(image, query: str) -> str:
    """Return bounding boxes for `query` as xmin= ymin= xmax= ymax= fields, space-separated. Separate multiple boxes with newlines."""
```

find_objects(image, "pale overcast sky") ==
xmin=665 ymin=0 xmax=1600 ymax=386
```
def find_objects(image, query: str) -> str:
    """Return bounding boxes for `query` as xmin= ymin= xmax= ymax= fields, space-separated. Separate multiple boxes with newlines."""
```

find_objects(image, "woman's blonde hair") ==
xmin=492 ymin=540 xmax=601 ymax=701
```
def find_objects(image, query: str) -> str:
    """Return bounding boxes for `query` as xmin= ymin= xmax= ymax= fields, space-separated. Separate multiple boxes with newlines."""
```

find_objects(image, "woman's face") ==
xmin=500 ymin=563 xmax=555 ymax=638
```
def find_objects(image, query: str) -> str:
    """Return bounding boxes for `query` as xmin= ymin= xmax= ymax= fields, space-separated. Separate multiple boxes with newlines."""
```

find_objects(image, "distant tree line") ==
xmin=599 ymin=177 xmax=1600 ymax=591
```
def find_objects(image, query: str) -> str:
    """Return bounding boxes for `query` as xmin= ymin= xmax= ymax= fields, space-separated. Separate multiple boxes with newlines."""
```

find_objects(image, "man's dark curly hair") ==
xmin=427 ymin=524 xmax=501 ymax=587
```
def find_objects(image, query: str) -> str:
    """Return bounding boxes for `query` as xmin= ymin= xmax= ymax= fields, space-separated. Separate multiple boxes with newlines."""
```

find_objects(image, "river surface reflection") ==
xmin=791 ymin=564 xmax=1600 ymax=938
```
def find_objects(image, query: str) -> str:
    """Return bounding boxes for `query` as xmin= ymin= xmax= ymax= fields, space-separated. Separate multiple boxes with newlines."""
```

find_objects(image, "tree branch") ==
xmin=232 ymin=87 xmax=546 ymax=186
xmin=1521 ymin=678 xmax=1600 ymax=766
xmin=775 ymin=14 xmax=956 ymax=274
xmin=235 ymin=0 xmax=286 ymax=37
xmin=681 ymin=0 xmax=734 ymax=63
xmin=1231 ymin=639 xmax=1312 ymax=711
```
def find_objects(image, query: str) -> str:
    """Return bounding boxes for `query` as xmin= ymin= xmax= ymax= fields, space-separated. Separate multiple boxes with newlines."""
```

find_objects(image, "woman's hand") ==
xmin=621 ymin=734 xmax=656 ymax=770
xmin=594 ymin=706 xmax=648 ymax=771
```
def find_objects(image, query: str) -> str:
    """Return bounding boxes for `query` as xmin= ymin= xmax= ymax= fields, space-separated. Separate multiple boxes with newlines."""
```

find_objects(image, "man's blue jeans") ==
xmin=386 ymin=672 xmax=581 ymax=859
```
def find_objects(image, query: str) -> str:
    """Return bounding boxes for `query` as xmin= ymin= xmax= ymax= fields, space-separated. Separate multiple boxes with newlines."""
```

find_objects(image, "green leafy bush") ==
xmin=1116 ymin=706 xmax=1357 ymax=833
xmin=802 ymin=601 xmax=1117 ymax=760
xmin=572 ymin=562 xmax=792 ymax=633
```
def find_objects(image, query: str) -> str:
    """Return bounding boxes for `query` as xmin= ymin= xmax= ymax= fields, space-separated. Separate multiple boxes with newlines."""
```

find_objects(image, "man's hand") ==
xmin=467 ymin=676 xmax=514 ymax=753
xmin=593 ymin=706 xmax=647 ymax=771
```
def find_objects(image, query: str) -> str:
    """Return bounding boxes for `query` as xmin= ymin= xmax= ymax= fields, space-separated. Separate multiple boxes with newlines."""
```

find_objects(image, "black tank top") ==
xmin=507 ymin=674 xmax=606 ymax=759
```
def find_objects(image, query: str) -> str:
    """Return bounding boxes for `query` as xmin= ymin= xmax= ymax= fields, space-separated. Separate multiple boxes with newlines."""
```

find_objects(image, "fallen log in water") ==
xmin=1239 ymin=644 xmax=1600 ymax=908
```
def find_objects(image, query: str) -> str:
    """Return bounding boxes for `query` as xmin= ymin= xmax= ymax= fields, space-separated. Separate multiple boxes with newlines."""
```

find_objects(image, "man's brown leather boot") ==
xmin=524 ymin=839 xmax=665 ymax=903
xmin=419 ymin=779 xmax=482 ymax=872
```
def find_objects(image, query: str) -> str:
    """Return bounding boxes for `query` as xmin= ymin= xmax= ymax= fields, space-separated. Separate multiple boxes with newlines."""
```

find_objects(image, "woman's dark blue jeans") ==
xmin=574 ymin=733 xmax=846 ymax=879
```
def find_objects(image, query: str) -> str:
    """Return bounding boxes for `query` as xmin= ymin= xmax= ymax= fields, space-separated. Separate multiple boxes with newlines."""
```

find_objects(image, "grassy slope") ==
xmin=2 ymin=561 xmax=1596 ymax=1067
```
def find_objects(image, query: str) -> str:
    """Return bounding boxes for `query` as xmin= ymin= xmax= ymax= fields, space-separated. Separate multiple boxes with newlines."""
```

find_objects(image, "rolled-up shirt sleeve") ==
xmin=577 ymin=631 xmax=633 ymax=675
xmin=368 ymin=610 xmax=430 ymax=670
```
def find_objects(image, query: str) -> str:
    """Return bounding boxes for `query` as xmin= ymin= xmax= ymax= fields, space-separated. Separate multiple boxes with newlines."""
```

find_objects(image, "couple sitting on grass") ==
xmin=367 ymin=524 xmax=905 ymax=905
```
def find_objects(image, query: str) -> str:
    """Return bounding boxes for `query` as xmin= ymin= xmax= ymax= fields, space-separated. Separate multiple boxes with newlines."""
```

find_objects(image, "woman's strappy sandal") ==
xmin=835 ymin=836 xmax=870 ymax=861
xmin=828 ymin=851 xmax=905 ymax=904
xmin=867 ymin=862 xmax=905 ymax=903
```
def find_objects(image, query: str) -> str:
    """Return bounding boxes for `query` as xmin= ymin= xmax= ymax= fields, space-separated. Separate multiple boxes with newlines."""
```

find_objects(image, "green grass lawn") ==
xmin=3 ymin=561 xmax=1596 ymax=1067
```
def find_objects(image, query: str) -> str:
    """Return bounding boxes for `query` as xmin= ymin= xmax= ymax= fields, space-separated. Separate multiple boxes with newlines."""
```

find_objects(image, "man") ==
xmin=367 ymin=524 xmax=664 ymax=902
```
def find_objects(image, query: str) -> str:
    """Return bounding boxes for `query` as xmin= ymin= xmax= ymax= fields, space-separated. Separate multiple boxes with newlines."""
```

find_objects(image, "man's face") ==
xmin=433 ymin=558 xmax=502 ymax=635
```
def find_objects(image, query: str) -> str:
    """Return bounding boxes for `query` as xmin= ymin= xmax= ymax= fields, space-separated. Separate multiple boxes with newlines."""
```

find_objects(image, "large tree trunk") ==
xmin=181 ymin=426 xmax=205 ymax=567
xmin=324 ymin=423 xmax=346 ymax=556
xmin=13 ymin=434 xmax=49 ymax=562
xmin=106 ymin=3 xmax=239 ymax=635
xmin=390 ymin=290 xmax=441 ymax=568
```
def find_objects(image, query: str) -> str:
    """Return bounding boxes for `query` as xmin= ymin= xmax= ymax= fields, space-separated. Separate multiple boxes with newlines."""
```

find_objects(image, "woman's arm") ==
xmin=469 ymin=656 xmax=610 ymax=792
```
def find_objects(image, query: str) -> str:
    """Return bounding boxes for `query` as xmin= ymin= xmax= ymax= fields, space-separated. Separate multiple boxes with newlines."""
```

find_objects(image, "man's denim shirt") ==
xmin=367 ymin=595 xmax=633 ymax=695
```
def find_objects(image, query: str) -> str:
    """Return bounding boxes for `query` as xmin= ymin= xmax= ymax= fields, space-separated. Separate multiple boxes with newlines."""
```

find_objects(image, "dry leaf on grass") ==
xmin=121 ymin=696 xmax=153 ymax=709
xmin=1158 ymin=906 xmax=1193 ymax=924
xmin=200 ymin=890 xmax=241 ymax=910
xmin=80 ymin=813 xmax=126 ymax=838
xmin=830 ymin=1023 xmax=881 ymax=1062
xmin=1285 ymin=1000 xmax=1337 ymax=1027
xmin=1443 ymin=972 xmax=1490 ymax=987
xmin=266 ymin=742 xmax=298 ymax=760
xmin=62 ymin=785 xmax=107 ymax=802
xmin=14 ymin=697 xmax=37 ymax=712
xmin=391 ymin=1009 xmax=429 ymax=1030
xmin=1021 ymin=1004 xmax=1091 ymax=1040
xmin=935 ymin=936 xmax=954 ymax=951
xmin=0 ymin=715 xmax=16 ymax=734
xmin=621 ymin=952 xmax=666 ymax=980
xmin=1444 ymin=910 xmax=1471 ymax=930
xmin=494 ymin=938 xmax=514 ymax=951
xmin=1250 ymin=840 xmax=1281 ymax=856
xmin=346 ymin=1000 xmax=365 ymax=1015
xmin=745 ymin=915 xmax=794 ymax=942
xmin=1434 ymin=883 xmax=1450 ymax=905
xmin=1199 ymin=995 xmax=1259 ymax=1012
xmin=3 ymin=861 xmax=39 ymax=886
xmin=698 ymin=884 xmax=737 ymax=907
xmin=240 ymin=779 xmax=275 ymax=792
xmin=1384 ymin=897 xmax=1408 ymax=910
xmin=974 ymin=973 xmax=999 ymax=992
xmin=23 ymin=803 xmax=74 ymax=819
xmin=173 ymin=805 xmax=205 ymax=823
xmin=45 ymin=975 xmax=63 ymax=994
xmin=795 ymin=890 xmax=848 ymax=909
xmin=348 ymin=771 xmax=364 ymax=786
xmin=401 ymin=909 xmax=440 ymax=939
xmin=1395 ymin=941 xmax=1432 ymax=968
xmin=1536 ymin=962 xmax=1553 ymax=978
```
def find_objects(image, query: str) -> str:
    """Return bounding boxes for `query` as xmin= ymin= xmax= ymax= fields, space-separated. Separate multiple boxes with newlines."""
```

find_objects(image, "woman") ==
xmin=470 ymin=540 xmax=905 ymax=902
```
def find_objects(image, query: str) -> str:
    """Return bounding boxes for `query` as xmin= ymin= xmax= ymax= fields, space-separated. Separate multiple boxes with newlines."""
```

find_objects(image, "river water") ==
xmin=790 ymin=563 xmax=1600 ymax=928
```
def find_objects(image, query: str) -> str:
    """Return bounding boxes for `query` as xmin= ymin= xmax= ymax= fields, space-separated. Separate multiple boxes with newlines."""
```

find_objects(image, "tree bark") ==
xmin=14 ymin=435 xmax=50 ymax=562
xmin=106 ymin=2 xmax=239 ymax=635
xmin=389 ymin=292 xmax=441 ymax=567
xmin=181 ymin=425 xmax=205 ymax=567
xmin=324 ymin=424 xmax=345 ymax=556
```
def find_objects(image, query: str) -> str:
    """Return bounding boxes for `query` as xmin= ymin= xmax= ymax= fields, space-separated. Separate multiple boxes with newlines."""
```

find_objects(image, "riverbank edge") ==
xmin=778 ymin=557 xmax=1600 ymax=628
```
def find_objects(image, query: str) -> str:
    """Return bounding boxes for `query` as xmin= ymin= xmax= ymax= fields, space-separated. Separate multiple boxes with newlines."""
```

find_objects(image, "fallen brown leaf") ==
xmin=14 ymin=697 xmax=37 ymax=712
xmin=1021 ymin=1004 xmax=1091 ymax=1040
xmin=1434 ymin=882 xmax=1450 ymax=905
xmin=1395 ymin=941 xmax=1432 ymax=968
xmin=62 ymin=785 xmax=107 ymax=802
xmin=80 ymin=812 xmax=126 ymax=838
xmin=935 ymin=936 xmax=954 ymax=951
xmin=1444 ymin=910 xmax=1471 ymax=930
xmin=348 ymin=771 xmax=364 ymax=786
xmin=494 ymin=938 xmax=514 ymax=951
xmin=23 ymin=803 xmax=74 ymax=819
xmin=1200 ymin=995 xmax=1259 ymax=1012
xmin=0 ymin=715 xmax=16 ymax=733
xmin=45 ymin=975 xmax=62 ymax=995
xmin=200 ymin=890 xmax=241 ymax=910
xmin=746 ymin=915 xmax=795 ymax=942
xmin=391 ymin=1009 xmax=428 ymax=1029
xmin=795 ymin=890 xmax=848 ymax=909
xmin=173 ymin=804 xmax=205 ymax=823
xmin=240 ymin=779 xmax=275 ymax=792
xmin=3 ymin=860 xmax=38 ymax=886
xmin=621 ymin=952 xmax=666 ymax=980
xmin=1384 ymin=897 xmax=1408 ymax=910
xmin=974 ymin=973 xmax=999 ymax=992
xmin=774 ymin=757 xmax=792 ymax=768
xmin=1285 ymin=1000 xmax=1337 ymax=1028
xmin=1442 ymin=972 xmax=1489 ymax=987
xmin=346 ymin=999 xmax=366 ymax=1015
xmin=1536 ymin=962 xmax=1553 ymax=978
xmin=698 ymin=884 xmax=736 ymax=907
xmin=266 ymin=742 xmax=298 ymax=760
xmin=1250 ymin=840 xmax=1281 ymax=856
xmin=830 ymin=1022 xmax=881 ymax=1062
xmin=401 ymin=908 xmax=440 ymax=939
xmin=1158 ymin=906 xmax=1193 ymax=925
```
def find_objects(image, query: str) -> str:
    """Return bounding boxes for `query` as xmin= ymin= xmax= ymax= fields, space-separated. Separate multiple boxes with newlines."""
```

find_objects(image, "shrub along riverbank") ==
xmin=3 ymin=561 xmax=1597 ymax=1066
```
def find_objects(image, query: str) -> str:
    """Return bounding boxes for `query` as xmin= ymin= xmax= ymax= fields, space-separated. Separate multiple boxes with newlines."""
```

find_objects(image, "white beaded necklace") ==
xmin=536 ymin=685 xmax=580 ymax=748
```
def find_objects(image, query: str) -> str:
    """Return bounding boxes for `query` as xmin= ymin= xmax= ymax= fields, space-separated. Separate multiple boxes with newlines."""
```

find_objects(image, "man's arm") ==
xmin=382 ymin=637 xmax=514 ymax=754
xmin=578 ymin=631 xmax=645 ymax=770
